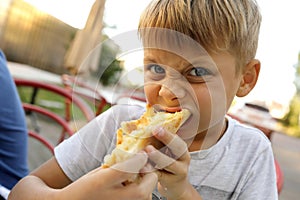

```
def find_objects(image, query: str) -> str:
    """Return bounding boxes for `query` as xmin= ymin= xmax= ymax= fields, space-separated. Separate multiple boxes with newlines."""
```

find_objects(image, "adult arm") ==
xmin=8 ymin=157 xmax=71 ymax=199
xmin=9 ymin=153 xmax=157 ymax=200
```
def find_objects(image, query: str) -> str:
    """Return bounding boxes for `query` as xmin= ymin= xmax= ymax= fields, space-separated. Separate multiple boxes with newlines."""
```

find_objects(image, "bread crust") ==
xmin=102 ymin=104 xmax=191 ymax=182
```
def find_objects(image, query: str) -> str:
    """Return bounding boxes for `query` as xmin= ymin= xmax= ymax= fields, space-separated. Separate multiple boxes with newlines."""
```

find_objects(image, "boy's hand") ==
xmin=145 ymin=127 xmax=197 ymax=200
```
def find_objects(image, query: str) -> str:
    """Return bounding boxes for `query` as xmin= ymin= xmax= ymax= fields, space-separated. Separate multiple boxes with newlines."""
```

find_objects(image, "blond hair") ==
xmin=138 ymin=0 xmax=262 ymax=72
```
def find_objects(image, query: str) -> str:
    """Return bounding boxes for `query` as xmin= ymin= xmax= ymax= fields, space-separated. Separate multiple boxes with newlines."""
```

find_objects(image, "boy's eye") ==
xmin=149 ymin=64 xmax=165 ymax=74
xmin=189 ymin=67 xmax=211 ymax=76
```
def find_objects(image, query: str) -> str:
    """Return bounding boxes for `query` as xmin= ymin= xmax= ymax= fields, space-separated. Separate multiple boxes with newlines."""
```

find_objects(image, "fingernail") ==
xmin=145 ymin=145 xmax=155 ymax=153
xmin=140 ymin=163 xmax=155 ymax=173
xmin=154 ymin=127 xmax=164 ymax=137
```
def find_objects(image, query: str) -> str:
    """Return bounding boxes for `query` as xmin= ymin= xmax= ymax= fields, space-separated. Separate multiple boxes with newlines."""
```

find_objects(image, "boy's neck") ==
xmin=188 ymin=118 xmax=228 ymax=152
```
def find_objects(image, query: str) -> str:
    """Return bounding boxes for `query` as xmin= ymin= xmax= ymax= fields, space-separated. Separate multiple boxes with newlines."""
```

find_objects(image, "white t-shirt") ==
xmin=55 ymin=104 xmax=278 ymax=200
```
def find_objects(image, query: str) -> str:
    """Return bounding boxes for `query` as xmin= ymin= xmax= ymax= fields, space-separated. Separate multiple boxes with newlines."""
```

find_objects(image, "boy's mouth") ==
xmin=152 ymin=104 xmax=183 ymax=113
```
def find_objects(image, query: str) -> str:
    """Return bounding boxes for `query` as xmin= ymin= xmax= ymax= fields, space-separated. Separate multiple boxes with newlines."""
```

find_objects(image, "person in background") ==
xmin=0 ymin=50 xmax=29 ymax=199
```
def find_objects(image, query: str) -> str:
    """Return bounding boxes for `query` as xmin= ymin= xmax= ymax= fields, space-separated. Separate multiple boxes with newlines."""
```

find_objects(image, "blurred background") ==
xmin=1 ymin=0 xmax=300 ymax=136
xmin=0 ymin=0 xmax=299 ymax=199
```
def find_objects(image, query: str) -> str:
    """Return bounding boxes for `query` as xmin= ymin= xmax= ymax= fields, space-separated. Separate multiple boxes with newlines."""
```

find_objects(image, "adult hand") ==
xmin=145 ymin=127 xmax=198 ymax=200
xmin=60 ymin=152 xmax=158 ymax=200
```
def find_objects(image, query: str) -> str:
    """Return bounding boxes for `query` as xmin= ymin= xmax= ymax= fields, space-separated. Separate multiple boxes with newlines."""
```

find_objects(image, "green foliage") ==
xmin=282 ymin=96 xmax=300 ymax=127
xmin=97 ymin=36 xmax=124 ymax=86
xmin=282 ymin=52 xmax=300 ymax=137
xmin=99 ymin=59 xmax=123 ymax=86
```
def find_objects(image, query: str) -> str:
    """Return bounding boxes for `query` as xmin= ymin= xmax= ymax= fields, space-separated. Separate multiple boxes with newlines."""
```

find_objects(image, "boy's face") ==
xmin=143 ymin=48 xmax=243 ymax=139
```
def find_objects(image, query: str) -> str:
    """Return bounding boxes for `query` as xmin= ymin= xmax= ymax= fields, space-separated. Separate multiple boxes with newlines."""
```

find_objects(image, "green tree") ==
xmin=294 ymin=53 xmax=300 ymax=94
xmin=282 ymin=52 xmax=300 ymax=137
xmin=96 ymin=35 xmax=124 ymax=86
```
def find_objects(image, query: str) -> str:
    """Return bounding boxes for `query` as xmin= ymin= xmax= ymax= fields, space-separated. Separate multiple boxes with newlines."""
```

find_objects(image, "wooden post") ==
xmin=64 ymin=0 xmax=106 ymax=76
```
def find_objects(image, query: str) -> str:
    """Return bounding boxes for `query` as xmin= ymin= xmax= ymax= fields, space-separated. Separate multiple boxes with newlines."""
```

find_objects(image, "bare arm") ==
xmin=9 ymin=153 xmax=157 ymax=200
xmin=8 ymin=157 xmax=72 ymax=199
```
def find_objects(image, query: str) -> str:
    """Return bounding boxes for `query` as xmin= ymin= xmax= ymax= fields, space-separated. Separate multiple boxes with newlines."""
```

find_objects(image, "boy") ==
xmin=9 ymin=0 xmax=278 ymax=199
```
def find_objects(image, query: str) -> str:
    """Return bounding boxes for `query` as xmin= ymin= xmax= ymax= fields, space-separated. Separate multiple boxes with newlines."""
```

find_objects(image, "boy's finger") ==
xmin=153 ymin=127 xmax=189 ymax=161
xmin=146 ymin=145 xmax=175 ymax=169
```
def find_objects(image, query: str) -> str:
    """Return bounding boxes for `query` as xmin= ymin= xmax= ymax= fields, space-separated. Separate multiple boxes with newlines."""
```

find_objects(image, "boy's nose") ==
xmin=158 ymin=84 xmax=185 ymax=102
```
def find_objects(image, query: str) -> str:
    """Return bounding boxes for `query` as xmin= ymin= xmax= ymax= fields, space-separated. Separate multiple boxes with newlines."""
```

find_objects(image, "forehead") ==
xmin=144 ymin=49 xmax=185 ymax=60
xmin=141 ymin=28 xmax=209 ymax=59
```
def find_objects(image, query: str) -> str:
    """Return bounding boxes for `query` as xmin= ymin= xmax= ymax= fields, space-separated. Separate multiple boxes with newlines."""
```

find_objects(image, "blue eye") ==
xmin=149 ymin=64 xmax=165 ymax=74
xmin=190 ymin=67 xmax=211 ymax=76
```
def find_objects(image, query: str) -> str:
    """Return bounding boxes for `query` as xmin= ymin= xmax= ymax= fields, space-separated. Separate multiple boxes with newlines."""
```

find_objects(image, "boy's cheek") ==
xmin=144 ymin=84 xmax=159 ymax=99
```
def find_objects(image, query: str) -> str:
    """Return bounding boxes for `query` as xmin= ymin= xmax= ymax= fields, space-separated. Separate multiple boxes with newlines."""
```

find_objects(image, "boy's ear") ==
xmin=236 ymin=59 xmax=260 ymax=97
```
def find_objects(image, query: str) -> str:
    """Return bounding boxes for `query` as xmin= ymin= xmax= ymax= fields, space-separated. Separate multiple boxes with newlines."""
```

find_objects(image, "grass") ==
xmin=18 ymin=86 xmax=69 ymax=116
xmin=17 ymin=86 xmax=111 ymax=122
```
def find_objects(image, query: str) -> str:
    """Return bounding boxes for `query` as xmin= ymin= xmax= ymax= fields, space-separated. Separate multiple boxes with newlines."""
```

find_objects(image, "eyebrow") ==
xmin=143 ymin=55 xmax=157 ymax=63
xmin=144 ymin=58 xmax=157 ymax=63
xmin=186 ymin=54 xmax=214 ymax=64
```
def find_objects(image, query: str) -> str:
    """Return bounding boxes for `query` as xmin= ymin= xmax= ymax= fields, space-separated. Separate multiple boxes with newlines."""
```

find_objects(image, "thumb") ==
xmin=111 ymin=151 xmax=148 ymax=173
xmin=108 ymin=152 xmax=148 ymax=183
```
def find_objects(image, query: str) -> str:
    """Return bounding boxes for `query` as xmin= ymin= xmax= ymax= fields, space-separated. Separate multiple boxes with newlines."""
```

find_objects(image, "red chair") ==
xmin=23 ymin=103 xmax=74 ymax=171
xmin=15 ymin=78 xmax=95 ymax=146
xmin=23 ymin=103 xmax=74 ymax=146
xmin=61 ymin=74 xmax=110 ymax=116
xmin=28 ymin=130 xmax=54 ymax=154
xmin=15 ymin=78 xmax=95 ymax=121
xmin=274 ymin=159 xmax=284 ymax=194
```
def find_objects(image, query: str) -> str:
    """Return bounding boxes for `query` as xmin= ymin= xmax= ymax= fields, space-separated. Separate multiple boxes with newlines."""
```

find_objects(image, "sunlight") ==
xmin=23 ymin=0 xmax=95 ymax=29
xmin=253 ymin=0 xmax=300 ymax=107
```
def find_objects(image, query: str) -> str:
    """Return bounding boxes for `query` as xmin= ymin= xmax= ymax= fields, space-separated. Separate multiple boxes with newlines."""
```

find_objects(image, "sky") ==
xmin=23 ymin=0 xmax=300 ymax=113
